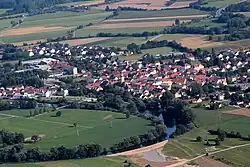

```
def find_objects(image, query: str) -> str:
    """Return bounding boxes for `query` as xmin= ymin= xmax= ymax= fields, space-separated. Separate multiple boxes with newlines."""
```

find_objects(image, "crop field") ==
xmin=163 ymin=106 xmax=250 ymax=166
xmin=0 ymin=109 xmax=152 ymax=151
xmin=94 ymin=0 xmax=170 ymax=10
xmin=114 ymin=9 xmax=208 ymax=19
xmin=0 ymin=157 xmax=139 ymax=167
xmin=202 ymin=0 xmax=242 ymax=8
xmin=179 ymin=36 xmax=222 ymax=49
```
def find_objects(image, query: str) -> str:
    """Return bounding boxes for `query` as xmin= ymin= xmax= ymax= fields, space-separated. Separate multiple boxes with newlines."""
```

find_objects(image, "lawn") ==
xmin=0 ymin=157 xmax=139 ymax=167
xmin=163 ymin=106 xmax=250 ymax=164
xmin=203 ymin=0 xmax=242 ymax=8
xmin=0 ymin=109 xmax=152 ymax=151
xmin=114 ymin=9 xmax=208 ymax=19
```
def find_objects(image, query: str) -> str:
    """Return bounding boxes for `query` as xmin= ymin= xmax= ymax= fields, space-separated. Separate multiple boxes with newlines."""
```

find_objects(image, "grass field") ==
xmin=202 ymin=0 xmax=242 ymax=8
xmin=0 ymin=109 xmax=152 ymax=151
xmin=114 ymin=9 xmax=208 ymax=19
xmin=0 ymin=157 xmax=139 ymax=167
xmin=19 ymin=11 xmax=111 ymax=28
xmin=163 ymin=106 xmax=250 ymax=166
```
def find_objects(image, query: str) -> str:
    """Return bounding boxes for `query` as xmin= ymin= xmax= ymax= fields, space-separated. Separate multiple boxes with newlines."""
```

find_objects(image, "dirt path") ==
xmin=107 ymin=140 xmax=168 ymax=156
xmin=166 ymin=143 xmax=250 ymax=167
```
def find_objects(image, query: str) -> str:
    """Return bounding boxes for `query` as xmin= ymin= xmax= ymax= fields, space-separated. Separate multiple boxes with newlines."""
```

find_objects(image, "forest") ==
xmin=0 ymin=0 xmax=91 ymax=13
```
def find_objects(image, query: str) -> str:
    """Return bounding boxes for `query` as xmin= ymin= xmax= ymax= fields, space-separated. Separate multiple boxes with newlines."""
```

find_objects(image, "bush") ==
xmin=56 ymin=111 xmax=62 ymax=117
xmin=196 ymin=136 xmax=202 ymax=142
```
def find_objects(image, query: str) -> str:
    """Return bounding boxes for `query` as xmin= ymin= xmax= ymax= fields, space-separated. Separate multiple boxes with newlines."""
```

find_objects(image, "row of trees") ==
xmin=0 ymin=143 xmax=102 ymax=163
xmin=208 ymin=128 xmax=250 ymax=141
xmin=189 ymin=0 xmax=217 ymax=12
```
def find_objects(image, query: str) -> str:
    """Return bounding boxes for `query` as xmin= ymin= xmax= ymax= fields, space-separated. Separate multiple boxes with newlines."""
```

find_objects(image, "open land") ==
xmin=90 ymin=20 xmax=191 ymax=29
xmin=179 ymin=36 xmax=223 ymax=49
xmin=60 ymin=37 xmax=113 ymax=46
xmin=202 ymin=0 xmax=242 ymax=8
xmin=223 ymin=108 xmax=250 ymax=117
xmin=0 ymin=157 xmax=139 ymax=167
xmin=104 ymin=14 xmax=208 ymax=23
xmin=0 ymin=26 xmax=70 ymax=37
xmin=114 ymin=9 xmax=208 ymax=19
xmin=0 ymin=109 xmax=152 ymax=151
xmin=167 ymin=1 xmax=197 ymax=9
xmin=163 ymin=106 xmax=250 ymax=166
xmin=94 ymin=0 xmax=171 ymax=10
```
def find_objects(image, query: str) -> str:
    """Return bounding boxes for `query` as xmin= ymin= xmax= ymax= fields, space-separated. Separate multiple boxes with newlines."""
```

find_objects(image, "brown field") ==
xmin=180 ymin=36 xmax=222 ymax=49
xmin=224 ymin=108 xmax=250 ymax=117
xmin=60 ymin=37 xmax=112 ymax=46
xmin=104 ymin=14 xmax=208 ymax=23
xmin=0 ymin=26 xmax=70 ymax=37
xmin=90 ymin=20 xmax=191 ymax=29
xmin=95 ymin=0 xmax=170 ymax=10
xmin=167 ymin=0 xmax=197 ymax=9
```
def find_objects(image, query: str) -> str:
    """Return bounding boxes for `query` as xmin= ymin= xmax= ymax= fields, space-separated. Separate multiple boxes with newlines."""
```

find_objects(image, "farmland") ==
xmin=0 ymin=157 xmax=139 ymax=167
xmin=163 ymin=106 xmax=250 ymax=166
xmin=0 ymin=109 xmax=152 ymax=151
xmin=202 ymin=0 xmax=242 ymax=8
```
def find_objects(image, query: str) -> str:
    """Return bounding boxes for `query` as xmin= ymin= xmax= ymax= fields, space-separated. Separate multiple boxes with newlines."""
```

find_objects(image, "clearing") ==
xmin=0 ymin=109 xmax=152 ymax=151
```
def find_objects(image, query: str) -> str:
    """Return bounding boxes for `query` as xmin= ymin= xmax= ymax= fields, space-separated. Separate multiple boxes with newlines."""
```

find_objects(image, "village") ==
xmin=0 ymin=42 xmax=250 ymax=109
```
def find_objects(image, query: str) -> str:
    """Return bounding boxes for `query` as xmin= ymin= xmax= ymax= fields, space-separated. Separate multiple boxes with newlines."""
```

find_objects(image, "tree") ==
xmin=31 ymin=135 xmax=40 ymax=143
xmin=125 ymin=111 xmax=130 ymax=119
xmin=196 ymin=136 xmax=202 ymax=142
xmin=73 ymin=123 xmax=79 ymax=136
xmin=56 ymin=111 xmax=62 ymax=117
xmin=215 ymin=138 xmax=220 ymax=146
xmin=175 ymin=19 xmax=180 ymax=26
xmin=189 ymin=82 xmax=204 ymax=97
